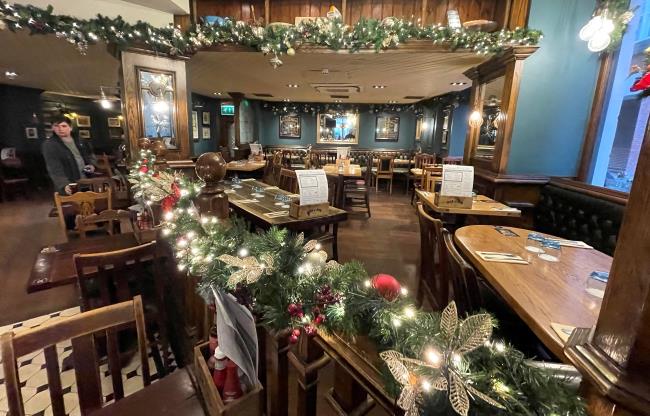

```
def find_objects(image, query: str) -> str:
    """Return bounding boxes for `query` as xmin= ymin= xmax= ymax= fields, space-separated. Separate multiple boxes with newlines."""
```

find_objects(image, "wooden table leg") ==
xmin=266 ymin=329 xmax=290 ymax=416
xmin=326 ymin=362 xmax=375 ymax=415
xmin=288 ymin=336 xmax=330 ymax=416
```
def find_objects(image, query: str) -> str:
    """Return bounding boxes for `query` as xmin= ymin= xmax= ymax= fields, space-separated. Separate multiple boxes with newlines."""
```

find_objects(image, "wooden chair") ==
xmin=422 ymin=165 xmax=443 ymax=192
xmin=407 ymin=153 xmax=436 ymax=199
xmin=1 ymin=296 xmax=151 ymax=416
xmin=264 ymin=151 xmax=283 ymax=186
xmin=278 ymin=168 xmax=298 ymax=193
xmin=0 ymin=155 xmax=29 ymax=201
xmin=416 ymin=203 xmax=448 ymax=309
xmin=75 ymin=209 xmax=133 ymax=239
xmin=373 ymin=155 xmax=395 ymax=194
xmin=343 ymin=154 xmax=372 ymax=217
xmin=442 ymin=229 xmax=483 ymax=316
xmin=54 ymin=189 xmax=112 ymax=239
xmin=95 ymin=154 xmax=113 ymax=176
xmin=443 ymin=156 xmax=463 ymax=165
xmin=74 ymin=241 xmax=172 ymax=375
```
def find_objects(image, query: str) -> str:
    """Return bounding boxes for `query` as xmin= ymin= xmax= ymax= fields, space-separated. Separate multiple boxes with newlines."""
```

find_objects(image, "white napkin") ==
xmin=476 ymin=251 xmax=528 ymax=264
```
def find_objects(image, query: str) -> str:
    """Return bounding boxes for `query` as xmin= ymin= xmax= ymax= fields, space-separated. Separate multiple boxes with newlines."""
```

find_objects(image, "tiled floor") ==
xmin=0 ymin=306 xmax=176 ymax=416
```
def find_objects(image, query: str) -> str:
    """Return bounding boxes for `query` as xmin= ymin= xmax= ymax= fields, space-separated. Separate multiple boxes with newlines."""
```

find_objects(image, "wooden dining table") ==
xmin=225 ymin=179 xmax=348 ymax=258
xmin=322 ymin=164 xmax=363 ymax=178
xmin=226 ymin=160 xmax=266 ymax=172
xmin=454 ymin=225 xmax=611 ymax=361
xmin=28 ymin=232 xmax=141 ymax=293
xmin=416 ymin=189 xmax=521 ymax=217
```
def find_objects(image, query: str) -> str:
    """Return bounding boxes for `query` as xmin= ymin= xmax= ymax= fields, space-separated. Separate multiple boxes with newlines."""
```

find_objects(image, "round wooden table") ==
xmin=454 ymin=225 xmax=611 ymax=361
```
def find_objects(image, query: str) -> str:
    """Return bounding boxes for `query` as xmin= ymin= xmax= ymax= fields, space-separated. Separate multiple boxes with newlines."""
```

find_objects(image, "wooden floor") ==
xmin=0 ymin=186 xmax=419 ymax=415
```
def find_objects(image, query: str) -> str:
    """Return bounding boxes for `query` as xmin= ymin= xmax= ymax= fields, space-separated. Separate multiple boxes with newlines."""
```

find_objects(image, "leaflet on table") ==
xmin=440 ymin=165 xmax=474 ymax=197
xmin=336 ymin=146 xmax=350 ymax=160
xmin=250 ymin=143 xmax=262 ymax=155
xmin=295 ymin=169 xmax=329 ymax=206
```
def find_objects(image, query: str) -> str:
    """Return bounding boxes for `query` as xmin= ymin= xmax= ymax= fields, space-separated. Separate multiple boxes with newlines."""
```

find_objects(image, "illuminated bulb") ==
xmin=315 ymin=243 xmax=322 ymax=250
xmin=152 ymin=101 xmax=169 ymax=113
xmin=400 ymin=287 xmax=408 ymax=296
xmin=201 ymin=217 xmax=209 ymax=224
xmin=298 ymin=266 xmax=305 ymax=274
xmin=469 ymin=110 xmax=483 ymax=128
xmin=403 ymin=307 xmax=415 ymax=318
xmin=100 ymin=99 xmax=112 ymax=109
xmin=363 ymin=279 xmax=372 ymax=288
xmin=162 ymin=228 xmax=171 ymax=236
xmin=238 ymin=247 xmax=249 ymax=257
xmin=421 ymin=380 xmax=431 ymax=392
xmin=186 ymin=231 xmax=196 ymax=239
xmin=493 ymin=341 xmax=506 ymax=353
xmin=579 ymin=15 xmax=603 ymax=41
xmin=211 ymin=217 xmax=218 ymax=223
xmin=191 ymin=247 xmax=200 ymax=255
xmin=452 ymin=353 xmax=462 ymax=367
xmin=588 ymin=30 xmax=612 ymax=52
xmin=180 ymin=189 xmax=190 ymax=197
xmin=392 ymin=318 xmax=402 ymax=328
xmin=187 ymin=207 xmax=196 ymax=214
xmin=164 ymin=211 xmax=174 ymax=221
xmin=177 ymin=263 xmax=186 ymax=271
xmin=176 ymin=239 xmax=188 ymax=248
xmin=204 ymin=254 xmax=213 ymax=262
xmin=493 ymin=380 xmax=510 ymax=394
xmin=425 ymin=348 xmax=441 ymax=365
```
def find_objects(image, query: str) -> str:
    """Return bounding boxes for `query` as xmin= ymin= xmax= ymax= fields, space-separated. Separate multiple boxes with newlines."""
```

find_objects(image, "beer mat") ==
xmin=476 ymin=251 xmax=528 ymax=264
xmin=551 ymin=323 xmax=575 ymax=343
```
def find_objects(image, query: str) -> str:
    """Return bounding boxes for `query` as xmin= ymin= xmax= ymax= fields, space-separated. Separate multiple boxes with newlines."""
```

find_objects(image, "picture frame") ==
xmin=202 ymin=127 xmax=211 ymax=140
xmin=317 ymin=112 xmax=359 ymax=144
xmin=202 ymin=111 xmax=210 ymax=125
xmin=192 ymin=111 xmax=199 ymax=140
xmin=137 ymin=68 xmax=178 ymax=149
xmin=76 ymin=115 xmax=91 ymax=127
xmin=279 ymin=115 xmax=301 ymax=138
xmin=107 ymin=117 xmax=121 ymax=128
xmin=375 ymin=115 xmax=400 ymax=142
xmin=25 ymin=127 xmax=38 ymax=139
xmin=78 ymin=129 xmax=91 ymax=139
xmin=415 ymin=118 xmax=424 ymax=142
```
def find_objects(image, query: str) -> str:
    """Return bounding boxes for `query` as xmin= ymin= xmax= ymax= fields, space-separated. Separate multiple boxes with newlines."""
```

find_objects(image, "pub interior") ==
xmin=0 ymin=0 xmax=648 ymax=415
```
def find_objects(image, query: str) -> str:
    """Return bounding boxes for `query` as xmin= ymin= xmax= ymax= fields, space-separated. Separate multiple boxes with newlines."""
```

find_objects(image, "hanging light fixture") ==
xmin=468 ymin=110 xmax=483 ymax=128
xmin=94 ymin=86 xmax=120 ymax=110
xmin=579 ymin=9 xmax=616 ymax=52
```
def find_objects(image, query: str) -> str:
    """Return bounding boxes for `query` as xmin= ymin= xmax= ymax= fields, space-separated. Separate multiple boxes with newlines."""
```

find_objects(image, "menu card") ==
xmin=440 ymin=165 xmax=474 ymax=197
xmin=250 ymin=143 xmax=262 ymax=155
xmin=295 ymin=169 xmax=329 ymax=206
xmin=336 ymin=147 xmax=350 ymax=160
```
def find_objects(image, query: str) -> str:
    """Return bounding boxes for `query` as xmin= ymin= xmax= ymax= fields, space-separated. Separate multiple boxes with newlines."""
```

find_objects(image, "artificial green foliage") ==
xmin=129 ymin=154 xmax=585 ymax=416
xmin=0 ymin=2 xmax=542 ymax=57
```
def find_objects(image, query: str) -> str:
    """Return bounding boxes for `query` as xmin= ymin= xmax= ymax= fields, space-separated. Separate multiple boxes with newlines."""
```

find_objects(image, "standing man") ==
xmin=42 ymin=116 xmax=96 ymax=194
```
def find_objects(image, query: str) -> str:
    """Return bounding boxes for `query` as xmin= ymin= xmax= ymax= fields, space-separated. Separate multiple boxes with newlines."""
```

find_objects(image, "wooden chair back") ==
xmin=417 ymin=203 xmax=448 ymax=309
xmin=442 ymin=230 xmax=482 ymax=315
xmin=278 ymin=168 xmax=298 ymax=193
xmin=1 ymin=296 xmax=150 ymax=416
xmin=422 ymin=166 xmax=442 ymax=192
xmin=415 ymin=153 xmax=436 ymax=169
xmin=326 ymin=174 xmax=344 ymax=208
xmin=375 ymin=155 xmax=395 ymax=176
xmin=75 ymin=209 xmax=132 ymax=239
xmin=95 ymin=154 xmax=113 ymax=176
xmin=54 ymin=190 xmax=112 ymax=237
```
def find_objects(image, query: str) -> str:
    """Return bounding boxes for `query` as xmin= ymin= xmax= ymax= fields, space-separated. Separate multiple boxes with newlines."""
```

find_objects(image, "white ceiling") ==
xmin=0 ymin=30 xmax=485 ymax=104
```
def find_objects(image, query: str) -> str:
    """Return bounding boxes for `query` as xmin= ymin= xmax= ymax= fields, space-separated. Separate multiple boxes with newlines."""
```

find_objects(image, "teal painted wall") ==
xmin=448 ymin=101 xmax=469 ymax=157
xmin=507 ymin=0 xmax=599 ymax=175
xmin=259 ymin=110 xmax=418 ymax=149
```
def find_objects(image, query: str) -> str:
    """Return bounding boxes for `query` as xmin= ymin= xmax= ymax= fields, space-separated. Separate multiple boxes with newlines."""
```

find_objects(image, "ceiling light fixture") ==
xmin=283 ymin=98 xmax=291 ymax=102
xmin=372 ymin=85 xmax=387 ymax=89
xmin=388 ymin=100 xmax=397 ymax=104
xmin=287 ymin=83 xmax=299 ymax=88
xmin=450 ymin=82 xmax=467 ymax=86
xmin=4 ymin=71 xmax=18 ymax=80
xmin=213 ymin=92 xmax=222 ymax=95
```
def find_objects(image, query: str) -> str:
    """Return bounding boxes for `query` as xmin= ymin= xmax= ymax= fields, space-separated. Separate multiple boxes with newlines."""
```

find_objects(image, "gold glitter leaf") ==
xmin=432 ymin=376 xmax=448 ymax=391
xmin=441 ymin=301 xmax=458 ymax=340
xmin=227 ymin=268 xmax=263 ymax=286
xmin=457 ymin=314 xmax=493 ymax=354
xmin=379 ymin=350 xmax=411 ymax=386
xmin=449 ymin=372 xmax=470 ymax=416
xmin=466 ymin=384 xmax=505 ymax=410
xmin=296 ymin=233 xmax=305 ymax=246
xmin=324 ymin=260 xmax=340 ymax=271
xmin=217 ymin=254 xmax=249 ymax=268
xmin=303 ymin=239 xmax=318 ymax=253
xmin=397 ymin=387 xmax=420 ymax=416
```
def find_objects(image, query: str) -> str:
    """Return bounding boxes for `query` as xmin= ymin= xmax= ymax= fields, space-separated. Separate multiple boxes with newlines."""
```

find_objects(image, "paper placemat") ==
xmin=476 ymin=251 xmax=528 ymax=264
xmin=551 ymin=323 xmax=575 ymax=343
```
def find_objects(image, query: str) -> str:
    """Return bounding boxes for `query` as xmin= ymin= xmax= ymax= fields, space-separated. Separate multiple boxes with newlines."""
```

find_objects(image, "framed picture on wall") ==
xmin=25 ymin=127 xmax=38 ymax=139
xmin=191 ymin=111 xmax=199 ymax=140
xmin=202 ymin=112 xmax=210 ymax=125
xmin=202 ymin=127 xmax=211 ymax=140
xmin=279 ymin=115 xmax=301 ymax=138
xmin=107 ymin=117 xmax=121 ymax=128
xmin=375 ymin=115 xmax=400 ymax=142
xmin=317 ymin=112 xmax=359 ymax=144
xmin=76 ymin=115 xmax=91 ymax=127
xmin=78 ymin=129 xmax=91 ymax=139
xmin=415 ymin=118 xmax=423 ymax=141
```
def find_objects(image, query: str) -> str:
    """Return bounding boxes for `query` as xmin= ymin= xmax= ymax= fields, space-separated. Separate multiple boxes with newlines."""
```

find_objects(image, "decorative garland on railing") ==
xmin=128 ymin=151 xmax=584 ymax=416
xmin=0 ymin=2 xmax=542 ymax=58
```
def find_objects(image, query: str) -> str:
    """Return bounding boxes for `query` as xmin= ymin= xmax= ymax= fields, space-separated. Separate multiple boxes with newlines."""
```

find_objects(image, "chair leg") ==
xmin=389 ymin=178 xmax=393 ymax=195
xmin=365 ymin=193 xmax=371 ymax=217
xmin=332 ymin=224 xmax=339 ymax=261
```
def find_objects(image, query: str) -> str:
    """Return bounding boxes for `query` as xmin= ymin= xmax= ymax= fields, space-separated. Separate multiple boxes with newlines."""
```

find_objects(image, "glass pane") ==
xmin=591 ymin=0 xmax=649 ymax=192
xmin=477 ymin=76 xmax=505 ymax=153
xmin=139 ymin=70 xmax=177 ymax=149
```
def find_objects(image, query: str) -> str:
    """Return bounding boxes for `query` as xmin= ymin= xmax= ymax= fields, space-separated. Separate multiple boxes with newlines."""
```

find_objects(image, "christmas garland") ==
xmin=129 ymin=150 xmax=584 ymax=416
xmin=0 ymin=2 xmax=542 ymax=58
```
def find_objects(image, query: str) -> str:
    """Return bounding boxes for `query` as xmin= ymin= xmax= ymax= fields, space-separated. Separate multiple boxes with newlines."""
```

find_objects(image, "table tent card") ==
xmin=295 ymin=169 xmax=329 ymax=206
xmin=250 ymin=143 xmax=262 ymax=155
xmin=336 ymin=146 xmax=350 ymax=160
xmin=440 ymin=164 xmax=474 ymax=197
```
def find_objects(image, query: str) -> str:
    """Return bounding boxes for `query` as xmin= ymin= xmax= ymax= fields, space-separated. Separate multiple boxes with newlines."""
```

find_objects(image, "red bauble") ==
xmin=292 ymin=328 xmax=301 ymax=337
xmin=288 ymin=334 xmax=299 ymax=344
xmin=631 ymin=72 xmax=650 ymax=92
xmin=161 ymin=195 xmax=176 ymax=213
xmin=371 ymin=274 xmax=401 ymax=302
xmin=142 ymin=159 xmax=148 ymax=164
xmin=287 ymin=303 xmax=303 ymax=317
xmin=139 ymin=166 xmax=148 ymax=173
xmin=314 ymin=315 xmax=325 ymax=325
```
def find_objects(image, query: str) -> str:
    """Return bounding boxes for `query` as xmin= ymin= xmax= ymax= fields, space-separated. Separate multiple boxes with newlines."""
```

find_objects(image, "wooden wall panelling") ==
xmin=196 ymin=0 xmax=266 ymax=22
xmin=505 ymin=0 xmax=530 ymax=29
xmin=269 ymin=0 xmax=342 ymax=24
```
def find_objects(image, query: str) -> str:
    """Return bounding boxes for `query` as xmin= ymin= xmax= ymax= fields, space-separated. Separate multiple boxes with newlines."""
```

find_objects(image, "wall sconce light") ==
xmin=468 ymin=110 xmax=483 ymax=128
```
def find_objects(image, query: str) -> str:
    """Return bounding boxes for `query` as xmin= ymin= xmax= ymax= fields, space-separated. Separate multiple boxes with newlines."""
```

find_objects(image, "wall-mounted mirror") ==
xmin=138 ymin=69 xmax=177 ymax=149
xmin=317 ymin=112 xmax=359 ymax=145
xmin=476 ymin=75 xmax=504 ymax=155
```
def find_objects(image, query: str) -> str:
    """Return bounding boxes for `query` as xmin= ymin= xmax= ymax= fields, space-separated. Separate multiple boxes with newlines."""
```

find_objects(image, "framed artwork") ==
xmin=375 ymin=115 xmax=400 ymax=142
xmin=78 ymin=129 xmax=91 ymax=139
xmin=202 ymin=127 xmax=211 ymax=139
xmin=317 ymin=112 xmax=359 ymax=144
xmin=202 ymin=111 xmax=210 ymax=125
xmin=279 ymin=115 xmax=301 ymax=138
xmin=76 ymin=115 xmax=91 ymax=127
xmin=25 ymin=127 xmax=38 ymax=139
xmin=138 ymin=68 xmax=177 ymax=149
xmin=192 ymin=111 xmax=199 ymax=140
xmin=441 ymin=109 xmax=451 ymax=145
xmin=107 ymin=117 xmax=121 ymax=127
xmin=415 ymin=118 xmax=424 ymax=141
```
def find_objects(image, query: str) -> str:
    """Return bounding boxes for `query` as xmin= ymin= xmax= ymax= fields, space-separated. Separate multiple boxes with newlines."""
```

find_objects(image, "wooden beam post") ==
xmin=565 ymin=113 xmax=650 ymax=415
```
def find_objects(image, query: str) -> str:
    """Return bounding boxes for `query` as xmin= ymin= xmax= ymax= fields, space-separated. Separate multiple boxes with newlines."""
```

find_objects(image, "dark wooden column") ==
xmin=228 ymin=92 xmax=244 ymax=148
xmin=266 ymin=329 xmax=291 ymax=416
xmin=288 ymin=336 xmax=330 ymax=416
xmin=566 ymin=115 xmax=650 ymax=416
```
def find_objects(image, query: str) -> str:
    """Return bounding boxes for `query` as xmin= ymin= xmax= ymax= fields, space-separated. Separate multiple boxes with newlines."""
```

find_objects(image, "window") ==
xmin=590 ymin=0 xmax=649 ymax=192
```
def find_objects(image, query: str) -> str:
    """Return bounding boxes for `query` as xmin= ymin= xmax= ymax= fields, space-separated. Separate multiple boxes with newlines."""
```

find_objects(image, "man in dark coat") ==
xmin=42 ymin=116 xmax=96 ymax=194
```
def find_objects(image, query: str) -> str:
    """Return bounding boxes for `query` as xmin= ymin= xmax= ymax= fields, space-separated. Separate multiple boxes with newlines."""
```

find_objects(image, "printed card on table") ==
xmin=440 ymin=165 xmax=474 ymax=197
xmin=295 ymin=169 xmax=329 ymax=206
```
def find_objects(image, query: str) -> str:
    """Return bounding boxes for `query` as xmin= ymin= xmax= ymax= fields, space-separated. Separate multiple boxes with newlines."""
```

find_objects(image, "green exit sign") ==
xmin=221 ymin=104 xmax=235 ymax=116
